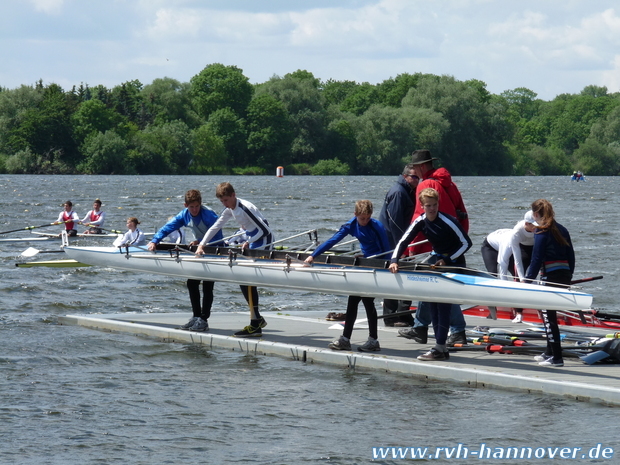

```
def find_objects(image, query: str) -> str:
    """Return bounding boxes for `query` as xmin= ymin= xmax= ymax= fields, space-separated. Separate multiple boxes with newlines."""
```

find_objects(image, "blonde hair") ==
xmin=355 ymin=200 xmax=373 ymax=216
xmin=418 ymin=187 xmax=439 ymax=204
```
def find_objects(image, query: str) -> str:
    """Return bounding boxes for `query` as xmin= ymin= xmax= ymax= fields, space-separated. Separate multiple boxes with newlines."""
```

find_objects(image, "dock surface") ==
xmin=58 ymin=310 xmax=620 ymax=406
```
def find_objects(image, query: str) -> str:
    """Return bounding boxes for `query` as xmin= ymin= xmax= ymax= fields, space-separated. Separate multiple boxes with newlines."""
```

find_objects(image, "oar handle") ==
xmin=571 ymin=276 xmax=603 ymax=285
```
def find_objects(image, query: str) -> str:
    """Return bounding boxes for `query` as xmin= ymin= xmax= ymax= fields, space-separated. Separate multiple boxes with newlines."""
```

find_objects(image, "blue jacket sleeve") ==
xmin=151 ymin=210 xmax=188 ymax=244
xmin=311 ymin=220 xmax=352 ymax=257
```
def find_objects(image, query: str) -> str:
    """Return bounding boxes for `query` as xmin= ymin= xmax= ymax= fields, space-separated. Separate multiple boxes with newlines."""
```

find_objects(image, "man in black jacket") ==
xmin=378 ymin=163 xmax=418 ymax=326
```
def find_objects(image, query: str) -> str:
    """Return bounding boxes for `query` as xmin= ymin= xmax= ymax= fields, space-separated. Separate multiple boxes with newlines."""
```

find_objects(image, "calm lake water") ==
xmin=0 ymin=175 xmax=618 ymax=464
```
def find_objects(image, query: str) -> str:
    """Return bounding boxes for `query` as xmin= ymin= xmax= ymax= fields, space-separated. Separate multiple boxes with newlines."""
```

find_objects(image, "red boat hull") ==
xmin=462 ymin=306 xmax=620 ymax=330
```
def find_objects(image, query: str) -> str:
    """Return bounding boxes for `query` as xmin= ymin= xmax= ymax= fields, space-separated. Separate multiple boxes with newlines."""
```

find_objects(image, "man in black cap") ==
xmin=397 ymin=149 xmax=469 ymax=346
xmin=378 ymin=163 xmax=419 ymax=327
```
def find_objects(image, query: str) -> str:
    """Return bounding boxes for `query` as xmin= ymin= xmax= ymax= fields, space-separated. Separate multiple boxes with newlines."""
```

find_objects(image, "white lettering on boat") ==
xmin=406 ymin=275 xmax=438 ymax=283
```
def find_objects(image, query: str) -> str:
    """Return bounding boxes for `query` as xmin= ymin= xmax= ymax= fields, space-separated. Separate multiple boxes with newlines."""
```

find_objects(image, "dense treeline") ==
xmin=1 ymin=63 xmax=620 ymax=176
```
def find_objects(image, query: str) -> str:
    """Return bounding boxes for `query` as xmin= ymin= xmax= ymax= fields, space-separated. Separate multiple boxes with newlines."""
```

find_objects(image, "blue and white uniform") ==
xmin=151 ymin=206 xmax=223 ymax=246
xmin=312 ymin=217 xmax=391 ymax=259
xmin=391 ymin=211 xmax=471 ymax=348
xmin=311 ymin=217 xmax=391 ymax=342
xmin=150 ymin=205 xmax=223 ymax=322
xmin=200 ymin=198 xmax=273 ymax=250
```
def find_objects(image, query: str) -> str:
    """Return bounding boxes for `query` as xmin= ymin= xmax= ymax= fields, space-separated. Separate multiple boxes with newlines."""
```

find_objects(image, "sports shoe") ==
xmin=328 ymin=336 xmax=352 ymax=351
xmin=446 ymin=331 xmax=467 ymax=347
xmin=255 ymin=317 xmax=268 ymax=329
xmin=534 ymin=353 xmax=552 ymax=362
xmin=233 ymin=324 xmax=263 ymax=338
xmin=398 ymin=326 xmax=428 ymax=344
xmin=417 ymin=348 xmax=447 ymax=361
xmin=188 ymin=317 xmax=209 ymax=332
xmin=358 ymin=338 xmax=381 ymax=352
xmin=539 ymin=358 xmax=564 ymax=367
xmin=179 ymin=316 xmax=198 ymax=330
xmin=512 ymin=313 xmax=523 ymax=323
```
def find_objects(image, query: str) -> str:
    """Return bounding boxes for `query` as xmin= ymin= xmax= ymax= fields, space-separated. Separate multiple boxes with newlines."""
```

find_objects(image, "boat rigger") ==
xmin=63 ymin=244 xmax=593 ymax=312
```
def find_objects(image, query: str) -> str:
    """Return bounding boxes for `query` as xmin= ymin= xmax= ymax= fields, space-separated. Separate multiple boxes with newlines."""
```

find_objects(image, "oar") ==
xmin=571 ymin=276 xmax=603 ymax=285
xmin=367 ymin=239 xmax=430 ymax=259
xmin=0 ymin=220 xmax=70 ymax=236
xmin=20 ymin=247 xmax=65 ymax=258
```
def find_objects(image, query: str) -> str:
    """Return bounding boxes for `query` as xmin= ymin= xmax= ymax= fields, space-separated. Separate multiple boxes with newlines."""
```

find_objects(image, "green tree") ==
xmin=310 ymin=158 xmax=350 ymax=175
xmin=190 ymin=63 xmax=253 ymax=119
xmin=350 ymin=105 xmax=417 ymax=175
xmin=402 ymin=75 xmax=511 ymax=175
xmin=72 ymin=99 xmax=124 ymax=145
xmin=130 ymin=121 xmax=193 ymax=174
xmin=110 ymin=80 xmax=146 ymax=127
xmin=205 ymin=108 xmax=247 ymax=167
xmin=141 ymin=78 xmax=199 ymax=127
xmin=255 ymin=75 xmax=327 ymax=164
xmin=191 ymin=124 xmax=227 ymax=174
xmin=340 ymin=82 xmax=381 ymax=115
xmin=321 ymin=79 xmax=359 ymax=108
xmin=285 ymin=69 xmax=321 ymax=88
xmin=78 ymin=130 xmax=128 ymax=174
xmin=572 ymin=138 xmax=620 ymax=175
xmin=378 ymin=73 xmax=421 ymax=107
xmin=246 ymin=94 xmax=294 ymax=168
xmin=0 ymin=85 xmax=44 ymax=155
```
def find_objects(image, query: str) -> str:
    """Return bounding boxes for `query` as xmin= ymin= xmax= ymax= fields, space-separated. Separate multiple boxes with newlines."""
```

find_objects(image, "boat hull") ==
xmin=63 ymin=246 xmax=593 ymax=311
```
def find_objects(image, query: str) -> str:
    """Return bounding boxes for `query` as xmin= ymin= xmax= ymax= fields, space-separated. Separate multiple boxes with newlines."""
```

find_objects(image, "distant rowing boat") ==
xmin=63 ymin=244 xmax=593 ymax=311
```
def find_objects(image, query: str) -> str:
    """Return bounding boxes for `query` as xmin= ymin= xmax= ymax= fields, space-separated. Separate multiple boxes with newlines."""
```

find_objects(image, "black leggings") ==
xmin=240 ymin=285 xmax=261 ymax=320
xmin=187 ymin=279 xmax=214 ymax=319
xmin=343 ymin=296 xmax=377 ymax=340
xmin=542 ymin=270 xmax=572 ymax=360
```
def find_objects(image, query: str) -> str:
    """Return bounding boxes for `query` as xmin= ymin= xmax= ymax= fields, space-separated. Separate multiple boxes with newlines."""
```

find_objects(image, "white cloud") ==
xmin=29 ymin=0 xmax=64 ymax=14
xmin=3 ymin=1 xmax=620 ymax=99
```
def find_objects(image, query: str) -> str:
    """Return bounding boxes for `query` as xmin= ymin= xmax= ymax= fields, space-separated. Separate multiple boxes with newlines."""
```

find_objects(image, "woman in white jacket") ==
xmin=481 ymin=211 xmax=537 ymax=322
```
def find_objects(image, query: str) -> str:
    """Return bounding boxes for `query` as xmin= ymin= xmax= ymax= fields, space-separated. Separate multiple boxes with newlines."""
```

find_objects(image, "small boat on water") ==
xmin=63 ymin=244 xmax=593 ymax=312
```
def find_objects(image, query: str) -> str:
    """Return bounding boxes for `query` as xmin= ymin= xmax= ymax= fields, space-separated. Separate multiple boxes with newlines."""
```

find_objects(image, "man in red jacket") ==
xmin=398 ymin=149 xmax=470 ymax=346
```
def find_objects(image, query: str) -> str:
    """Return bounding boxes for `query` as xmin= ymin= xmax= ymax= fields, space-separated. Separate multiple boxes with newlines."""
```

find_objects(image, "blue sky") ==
xmin=2 ymin=0 xmax=620 ymax=100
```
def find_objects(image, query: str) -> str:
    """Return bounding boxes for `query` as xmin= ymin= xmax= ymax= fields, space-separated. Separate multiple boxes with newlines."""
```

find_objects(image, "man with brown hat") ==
xmin=397 ymin=149 xmax=469 ymax=346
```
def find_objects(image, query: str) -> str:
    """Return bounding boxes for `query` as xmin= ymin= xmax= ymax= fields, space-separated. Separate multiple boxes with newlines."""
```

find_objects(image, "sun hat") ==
xmin=411 ymin=149 xmax=439 ymax=165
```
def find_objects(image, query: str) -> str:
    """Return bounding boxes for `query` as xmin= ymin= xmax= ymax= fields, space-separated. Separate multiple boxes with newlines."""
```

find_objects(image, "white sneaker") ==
xmin=534 ymin=353 xmax=551 ymax=362
xmin=512 ymin=313 xmax=523 ymax=323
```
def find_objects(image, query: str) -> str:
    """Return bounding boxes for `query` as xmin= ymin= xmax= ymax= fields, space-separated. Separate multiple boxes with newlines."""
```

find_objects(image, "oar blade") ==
xmin=21 ymin=247 xmax=40 ymax=258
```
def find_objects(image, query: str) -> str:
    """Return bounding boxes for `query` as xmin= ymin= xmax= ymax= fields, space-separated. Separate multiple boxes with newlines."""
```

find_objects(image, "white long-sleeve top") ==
xmin=113 ymin=229 xmax=146 ymax=247
xmin=199 ymin=198 xmax=272 ymax=247
xmin=80 ymin=210 xmax=106 ymax=228
xmin=485 ymin=220 xmax=534 ymax=280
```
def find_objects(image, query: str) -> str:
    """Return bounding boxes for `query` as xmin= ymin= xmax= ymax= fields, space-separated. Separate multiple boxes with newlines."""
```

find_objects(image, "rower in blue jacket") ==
xmin=148 ymin=189 xmax=224 ymax=333
xmin=305 ymin=200 xmax=391 ymax=353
